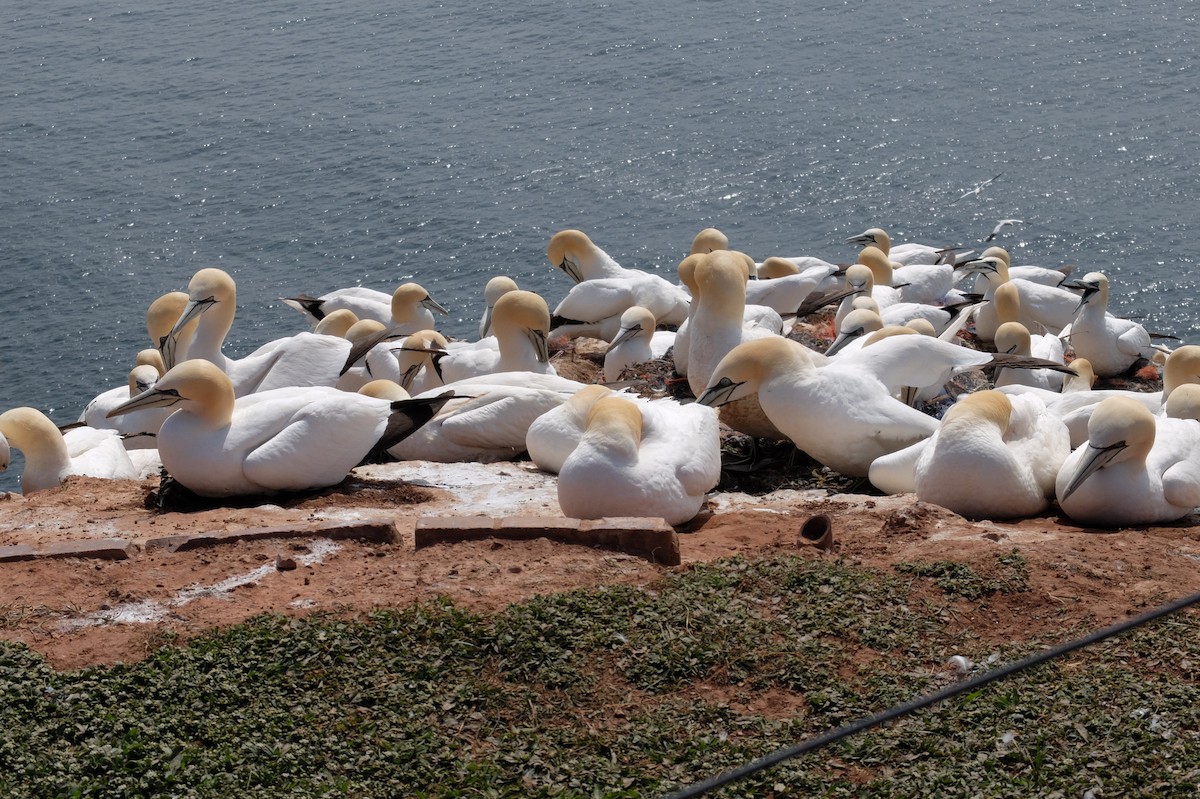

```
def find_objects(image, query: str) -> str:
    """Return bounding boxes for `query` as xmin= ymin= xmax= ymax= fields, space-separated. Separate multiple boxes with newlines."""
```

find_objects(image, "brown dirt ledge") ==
xmin=1 ymin=465 xmax=1198 ymax=672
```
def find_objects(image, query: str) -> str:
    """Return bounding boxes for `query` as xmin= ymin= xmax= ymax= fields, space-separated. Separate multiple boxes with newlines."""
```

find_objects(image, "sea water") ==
xmin=2 ymin=0 xmax=1198 ymax=491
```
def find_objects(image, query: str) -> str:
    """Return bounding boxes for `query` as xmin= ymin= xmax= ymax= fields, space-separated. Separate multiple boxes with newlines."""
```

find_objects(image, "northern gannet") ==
xmin=165 ymin=268 xmax=351 ymax=396
xmin=439 ymin=290 xmax=556 ymax=383
xmin=1063 ymin=271 xmax=1163 ymax=377
xmin=0 ymin=407 xmax=137 ymax=494
xmin=1056 ymin=396 xmax=1200 ymax=526
xmin=686 ymin=251 xmax=789 ymax=439
xmin=107 ymin=359 xmax=451 ymax=497
xmin=846 ymin=227 xmax=951 ymax=266
xmin=857 ymin=244 xmax=957 ymax=307
xmin=388 ymin=374 xmax=585 ymax=463
xmin=547 ymin=229 xmax=690 ymax=334
xmin=993 ymin=321 xmax=1066 ymax=392
xmin=79 ymin=360 xmax=171 ymax=450
xmin=479 ymin=276 xmax=519 ymax=338
xmin=697 ymin=337 xmax=938 ymax=477
xmin=557 ymin=395 xmax=720 ymax=526
xmin=877 ymin=391 xmax=1069 ymax=518
xmin=957 ymin=256 xmax=1083 ymax=341
xmin=603 ymin=306 xmax=674 ymax=382
xmin=949 ymin=173 xmax=1003 ymax=205
xmin=985 ymin=218 xmax=1024 ymax=242
xmin=147 ymin=291 xmax=197 ymax=365
xmin=281 ymin=282 xmax=448 ymax=329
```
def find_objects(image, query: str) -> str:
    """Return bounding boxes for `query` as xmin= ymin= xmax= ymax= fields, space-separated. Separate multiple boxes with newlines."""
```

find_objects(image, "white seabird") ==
xmin=147 ymin=291 xmax=197 ymax=365
xmin=0 ymin=407 xmax=137 ymax=494
xmin=1055 ymin=396 xmax=1200 ymax=526
xmin=949 ymin=172 xmax=1003 ymax=205
xmin=79 ymin=360 xmax=171 ymax=450
xmin=164 ymin=268 xmax=353 ymax=396
xmin=281 ymin=282 xmax=449 ymax=330
xmin=1063 ymin=271 xmax=1163 ymax=378
xmin=999 ymin=345 xmax=1200 ymax=448
xmin=961 ymin=247 xmax=1073 ymax=289
xmin=697 ymin=337 xmax=938 ymax=477
xmin=603 ymin=306 xmax=674 ymax=382
xmin=479 ymin=275 xmax=519 ymax=338
xmin=857 ymin=244 xmax=956 ymax=307
xmin=526 ymin=385 xmax=618 ymax=475
xmin=395 ymin=330 xmax=451 ymax=394
xmin=872 ymin=391 xmax=1069 ymax=518
xmin=546 ymin=229 xmax=690 ymax=335
xmin=388 ymin=373 xmax=585 ymax=463
xmin=993 ymin=321 xmax=1066 ymax=392
xmin=438 ymin=290 xmax=556 ymax=383
xmin=106 ymin=359 xmax=451 ymax=497
xmin=557 ymin=394 xmax=721 ymax=526
xmin=957 ymin=256 xmax=1083 ymax=341
xmin=846 ymin=227 xmax=952 ymax=266
xmin=686 ymin=250 xmax=790 ymax=440
xmin=985 ymin=219 xmax=1024 ymax=242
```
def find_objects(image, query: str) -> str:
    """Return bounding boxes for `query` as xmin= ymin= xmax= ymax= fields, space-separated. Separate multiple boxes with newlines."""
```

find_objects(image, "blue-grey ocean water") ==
xmin=2 ymin=0 xmax=1198 ymax=491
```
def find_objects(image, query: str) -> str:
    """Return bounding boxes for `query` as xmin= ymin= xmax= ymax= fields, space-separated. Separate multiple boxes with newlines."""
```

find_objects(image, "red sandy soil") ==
xmin=2 ymin=471 xmax=1198 ymax=671
xmin=3 ymin=334 xmax=1193 ymax=671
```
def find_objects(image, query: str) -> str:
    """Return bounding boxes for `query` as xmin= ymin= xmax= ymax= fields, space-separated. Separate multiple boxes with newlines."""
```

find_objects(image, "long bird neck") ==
xmin=189 ymin=302 xmax=236 ymax=367
xmin=1 ymin=410 xmax=70 ymax=477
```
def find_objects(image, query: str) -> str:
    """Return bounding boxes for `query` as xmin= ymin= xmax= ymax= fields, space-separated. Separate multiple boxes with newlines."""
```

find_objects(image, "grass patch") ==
xmin=1 ymin=554 xmax=1196 ymax=797
xmin=894 ymin=550 xmax=1030 ymax=600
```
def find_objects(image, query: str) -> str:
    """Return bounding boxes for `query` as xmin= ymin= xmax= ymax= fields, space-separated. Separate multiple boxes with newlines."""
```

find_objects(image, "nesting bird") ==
xmin=871 ymin=391 xmax=1069 ymax=518
xmin=1056 ymin=396 xmax=1200 ymax=526
xmin=557 ymin=394 xmax=720 ymax=526
xmin=0 ymin=407 xmax=137 ymax=494
xmin=107 ymin=359 xmax=450 ymax=497
xmin=697 ymin=337 xmax=938 ymax=477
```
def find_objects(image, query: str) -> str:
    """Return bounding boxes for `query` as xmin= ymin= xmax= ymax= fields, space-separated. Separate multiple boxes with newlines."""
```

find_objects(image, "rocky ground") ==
xmin=2 ymin=329 xmax=1194 ymax=672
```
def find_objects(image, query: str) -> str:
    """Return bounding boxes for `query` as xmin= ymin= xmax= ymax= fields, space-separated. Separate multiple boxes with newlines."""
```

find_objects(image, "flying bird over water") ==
xmin=950 ymin=173 xmax=1003 ymax=205
xmin=985 ymin=218 xmax=1025 ymax=242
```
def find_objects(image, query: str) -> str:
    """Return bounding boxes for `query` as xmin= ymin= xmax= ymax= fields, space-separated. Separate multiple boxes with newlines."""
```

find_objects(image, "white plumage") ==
xmin=557 ymin=394 xmax=720 ymax=526
xmin=106 ymin=359 xmax=449 ymax=497
xmin=0 ymin=407 xmax=137 ymax=494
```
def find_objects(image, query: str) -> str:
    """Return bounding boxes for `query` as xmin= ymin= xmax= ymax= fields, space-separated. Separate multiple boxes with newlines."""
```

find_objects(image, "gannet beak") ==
xmin=1059 ymin=441 xmax=1127 ymax=503
xmin=956 ymin=258 xmax=998 ymax=276
xmin=824 ymin=328 xmax=863 ymax=357
xmin=1064 ymin=280 xmax=1100 ymax=313
xmin=162 ymin=296 xmax=215 ymax=370
xmin=399 ymin=363 xmax=420 ymax=391
xmin=421 ymin=295 xmax=450 ymax=315
xmin=696 ymin=377 xmax=744 ymax=408
xmin=560 ymin=256 xmax=584 ymax=284
xmin=479 ymin=307 xmax=495 ymax=337
xmin=609 ymin=324 xmax=642 ymax=348
xmin=845 ymin=231 xmax=875 ymax=247
xmin=107 ymin=386 xmax=187 ymax=419
xmin=528 ymin=328 xmax=549 ymax=363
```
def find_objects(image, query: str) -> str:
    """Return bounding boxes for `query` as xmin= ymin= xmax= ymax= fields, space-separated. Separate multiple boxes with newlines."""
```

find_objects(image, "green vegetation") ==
xmin=894 ymin=550 xmax=1030 ymax=600
xmin=1 ymin=555 xmax=1197 ymax=798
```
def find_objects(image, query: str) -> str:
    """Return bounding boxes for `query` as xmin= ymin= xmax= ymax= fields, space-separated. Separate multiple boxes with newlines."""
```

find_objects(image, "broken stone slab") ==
xmin=145 ymin=520 xmax=399 ymax=553
xmin=39 ymin=539 xmax=133 ymax=561
xmin=0 ymin=543 xmax=38 ymax=563
xmin=414 ymin=515 xmax=681 ymax=565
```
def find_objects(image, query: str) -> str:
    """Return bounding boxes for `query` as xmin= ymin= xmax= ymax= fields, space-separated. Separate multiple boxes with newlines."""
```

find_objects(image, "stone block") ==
xmin=39 ymin=539 xmax=132 ymax=561
xmin=0 ymin=543 xmax=37 ymax=563
xmin=414 ymin=516 xmax=497 ymax=548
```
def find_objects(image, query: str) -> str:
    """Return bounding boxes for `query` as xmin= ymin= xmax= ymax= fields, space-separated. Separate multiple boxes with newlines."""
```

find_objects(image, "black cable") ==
xmin=663 ymin=588 xmax=1200 ymax=799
